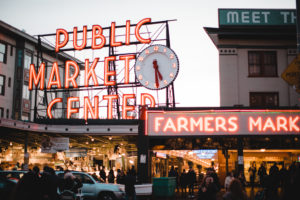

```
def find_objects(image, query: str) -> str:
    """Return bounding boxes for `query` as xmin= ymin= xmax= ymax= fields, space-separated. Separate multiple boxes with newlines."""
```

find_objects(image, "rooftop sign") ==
xmin=146 ymin=109 xmax=300 ymax=136
xmin=219 ymin=9 xmax=296 ymax=26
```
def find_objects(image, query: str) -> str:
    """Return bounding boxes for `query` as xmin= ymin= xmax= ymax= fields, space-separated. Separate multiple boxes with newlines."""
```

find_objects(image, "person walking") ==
xmin=40 ymin=166 xmax=59 ymax=200
xmin=248 ymin=162 xmax=257 ymax=189
xmin=124 ymin=169 xmax=136 ymax=200
xmin=108 ymin=169 xmax=115 ymax=183
xmin=197 ymin=175 xmax=219 ymax=200
xmin=187 ymin=166 xmax=196 ymax=198
xmin=223 ymin=178 xmax=248 ymax=200
xmin=99 ymin=166 xmax=106 ymax=183
xmin=59 ymin=171 xmax=83 ymax=200
xmin=224 ymin=171 xmax=234 ymax=192
xmin=258 ymin=163 xmax=267 ymax=187
xmin=179 ymin=169 xmax=188 ymax=197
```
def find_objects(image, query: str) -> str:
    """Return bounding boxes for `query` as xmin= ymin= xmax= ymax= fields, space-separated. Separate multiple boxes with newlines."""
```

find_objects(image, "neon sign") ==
xmin=146 ymin=110 xmax=300 ymax=136
xmin=29 ymin=18 xmax=156 ymax=120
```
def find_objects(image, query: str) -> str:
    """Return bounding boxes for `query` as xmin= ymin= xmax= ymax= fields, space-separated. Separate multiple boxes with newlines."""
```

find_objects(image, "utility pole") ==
xmin=297 ymin=0 xmax=300 ymax=53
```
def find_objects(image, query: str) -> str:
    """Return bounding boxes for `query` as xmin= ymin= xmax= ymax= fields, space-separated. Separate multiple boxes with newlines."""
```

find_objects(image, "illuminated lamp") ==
xmin=260 ymin=149 xmax=266 ymax=152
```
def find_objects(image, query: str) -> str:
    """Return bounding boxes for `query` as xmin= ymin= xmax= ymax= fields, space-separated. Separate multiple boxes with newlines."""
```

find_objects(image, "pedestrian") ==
xmin=108 ymin=169 xmax=115 ymax=183
xmin=124 ymin=169 xmax=136 ymax=200
xmin=258 ymin=163 xmax=267 ymax=187
xmin=12 ymin=170 xmax=42 ymax=200
xmin=40 ymin=166 xmax=59 ymax=200
xmin=237 ymin=171 xmax=246 ymax=189
xmin=99 ymin=166 xmax=106 ymax=183
xmin=248 ymin=162 xmax=257 ymax=189
xmin=180 ymin=169 xmax=188 ymax=197
xmin=268 ymin=162 xmax=280 ymax=199
xmin=197 ymin=175 xmax=218 ymax=200
xmin=223 ymin=178 xmax=248 ymax=200
xmin=59 ymin=171 xmax=83 ymax=200
xmin=224 ymin=171 xmax=234 ymax=191
xmin=116 ymin=169 xmax=126 ymax=184
xmin=187 ymin=166 xmax=196 ymax=198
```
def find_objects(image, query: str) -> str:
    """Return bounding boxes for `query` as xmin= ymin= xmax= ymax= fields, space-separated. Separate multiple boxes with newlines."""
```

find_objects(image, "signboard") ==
xmin=281 ymin=54 xmax=300 ymax=93
xmin=194 ymin=149 xmax=217 ymax=159
xmin=65 ymin=148 xmax=87 ymax=157
xmin=29 ymin=18 xmax=178 ymax=120
xmin=41 ymin=137 xmax=69 ymax=153
xmin=146 ymin=109 xmax=300 ymax=136
xmin=219 ymin=9 xmax=296 ymax=26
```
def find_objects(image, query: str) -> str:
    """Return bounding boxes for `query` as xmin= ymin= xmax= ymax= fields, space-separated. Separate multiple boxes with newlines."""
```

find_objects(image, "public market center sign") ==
xmin=28 ymin=18 xmax=161 ymax=120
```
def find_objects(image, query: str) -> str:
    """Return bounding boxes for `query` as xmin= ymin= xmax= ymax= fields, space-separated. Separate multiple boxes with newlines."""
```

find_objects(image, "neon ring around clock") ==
xmin=134 ymin=44 xmax=179 ymax=90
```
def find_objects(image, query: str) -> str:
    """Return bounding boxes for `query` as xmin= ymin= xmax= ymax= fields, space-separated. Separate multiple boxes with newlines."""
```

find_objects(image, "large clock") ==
xmin=134 ymin=45 xmax=179 ymax=90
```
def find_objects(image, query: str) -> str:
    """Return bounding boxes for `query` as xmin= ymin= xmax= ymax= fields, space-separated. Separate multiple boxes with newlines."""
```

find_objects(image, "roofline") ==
xmin=0 ymin=20 xmax=82 ymax=64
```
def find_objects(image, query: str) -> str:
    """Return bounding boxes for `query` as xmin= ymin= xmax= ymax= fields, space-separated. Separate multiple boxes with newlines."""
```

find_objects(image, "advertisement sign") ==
xmin=146 ymin=109 xmax=300 ymax=136
xmin=281 ymin=54 xmax=300 ymax=93
xmin=219 ymin=9 xmax=296 ymax=26
xmin=65 ymin=148 xmax=87 ymax=157
xmin=41 ymin=137 xmax=69 ymax=153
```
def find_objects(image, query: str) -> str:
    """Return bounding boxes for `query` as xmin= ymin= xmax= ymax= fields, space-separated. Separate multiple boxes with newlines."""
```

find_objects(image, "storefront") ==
xmin=137 ymin=107 xmax=300 ymax=184
xmin=0 ymin=118 xmax=139 ymax=177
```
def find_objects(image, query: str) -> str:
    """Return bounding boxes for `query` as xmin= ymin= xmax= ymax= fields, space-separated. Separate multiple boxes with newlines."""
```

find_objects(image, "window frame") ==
xmin=24 ymin=50 xmax=33 ymax=70
xmin=0 ymin=107 xmax=4 ymax=118
xmin=0 ymin=42 xmax=7 ymax=64
xmin=248 ymin=51 xmax=278 ymax=77
xmin=0 ymin=74 xmax=6 ymax=96
xmin=249 ymin=92 xmax=279 ymax=107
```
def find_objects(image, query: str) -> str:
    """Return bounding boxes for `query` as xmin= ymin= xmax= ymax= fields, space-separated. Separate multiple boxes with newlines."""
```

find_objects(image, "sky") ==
xmin=0 ymin=0 xmax=296 ymax=107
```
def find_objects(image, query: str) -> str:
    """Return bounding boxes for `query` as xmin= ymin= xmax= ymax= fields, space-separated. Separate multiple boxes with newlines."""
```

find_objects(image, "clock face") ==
xmin=134 ymin=45 xmax=179 ymax=90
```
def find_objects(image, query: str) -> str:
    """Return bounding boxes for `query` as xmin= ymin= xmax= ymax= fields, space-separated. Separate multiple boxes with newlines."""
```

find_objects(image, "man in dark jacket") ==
xmin=187 ymin=167 xmax=196 ymax=197
xmin=124 ymin=169 xmax=136 ymax=200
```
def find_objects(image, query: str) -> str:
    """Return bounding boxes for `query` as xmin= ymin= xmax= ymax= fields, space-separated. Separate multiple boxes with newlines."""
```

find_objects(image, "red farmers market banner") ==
xmin=146 ymin=109 xmax=300 ymax=136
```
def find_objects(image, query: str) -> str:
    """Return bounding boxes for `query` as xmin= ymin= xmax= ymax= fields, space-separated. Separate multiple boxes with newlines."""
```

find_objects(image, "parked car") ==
xmin=0 ymin=170 xmax=26 ymax=181
xmin=56 ymin=171 xmax=125 ymax=200
xmin=0 ymin=176 xmax=17 ymax=200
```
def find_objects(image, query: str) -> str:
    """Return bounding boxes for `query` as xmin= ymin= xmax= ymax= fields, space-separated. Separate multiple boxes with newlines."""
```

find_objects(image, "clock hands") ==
xmin=153 ymin=60 xmax=163 ymax=88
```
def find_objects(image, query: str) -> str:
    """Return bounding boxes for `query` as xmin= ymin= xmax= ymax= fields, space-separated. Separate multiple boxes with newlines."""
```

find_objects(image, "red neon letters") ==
xmin=55 ymin=18 xmax=151 ymax=52
xmin=154 ymin=116 xmax=239 ymax=133
xmin=151 ymin=113 xmax=299 ymax=135
xmin=29 ymin=63 xmax=45 ymax=90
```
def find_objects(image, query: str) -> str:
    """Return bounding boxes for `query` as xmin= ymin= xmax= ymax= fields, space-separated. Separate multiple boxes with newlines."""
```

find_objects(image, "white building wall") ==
xmin=220 ymin=47 xmax=300 ymax=107
xmin=219 ymin=49 xmax=239 ymax=106
xmin=0 ymin=33 xmax=16 ymax=119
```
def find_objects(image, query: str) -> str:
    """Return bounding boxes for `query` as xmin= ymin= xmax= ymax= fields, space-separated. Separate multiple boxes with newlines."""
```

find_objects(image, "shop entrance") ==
xmin=151 ymin=149 xmax=218 ymax=178
xmin=146 ymin=135 xmax=300 ymax=188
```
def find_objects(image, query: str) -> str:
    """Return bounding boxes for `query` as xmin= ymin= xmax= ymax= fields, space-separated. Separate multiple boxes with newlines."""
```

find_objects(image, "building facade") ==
xmin=0 ymin=20 xmax=78 ymax=121
xmin=205 ymin=9 xmax=300 ymax=107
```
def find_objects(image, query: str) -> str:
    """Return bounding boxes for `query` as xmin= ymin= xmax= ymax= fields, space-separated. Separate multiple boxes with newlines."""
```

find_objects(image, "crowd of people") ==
xmin=1 ymin=166 xmax=83 ymax=200
xmin=167 ymin=161 xmax=300 ymax=200
xmin=0 ymin=165 xmax=138 ymax=200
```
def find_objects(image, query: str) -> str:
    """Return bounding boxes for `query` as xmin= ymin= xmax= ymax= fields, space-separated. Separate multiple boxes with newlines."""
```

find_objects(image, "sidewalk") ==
xmin=144 ymin=186 xmax=282 ymax=200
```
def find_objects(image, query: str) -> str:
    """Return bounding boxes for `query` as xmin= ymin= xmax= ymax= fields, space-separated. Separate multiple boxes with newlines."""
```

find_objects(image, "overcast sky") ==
xmin=0 ymin=0 xmax=295 ymax=107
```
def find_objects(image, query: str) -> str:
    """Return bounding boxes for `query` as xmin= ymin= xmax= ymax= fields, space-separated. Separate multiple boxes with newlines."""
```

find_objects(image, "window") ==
xmin=10 ymin=45 xmax=13 ymax=56
xmin=248 ymin=51 xmax=277 ymax=77
xmin=0 ymin=107 xmax=3 ymax=118
xmin=250 ymin=92 xmax=279 ymax=107
xmin=0 ymin=75 xmax=5 ymax=96
xmin=8 ymin=77 xmax=11 ymax=87
xmin=6 ymin=109 xmax=9 ymax=118
xmin=23 ymin=85 xmax=30 ymax=99
xmin=0 ymin=42 xmax=7 ymax=63
xmin=24 ymin=51 xmax=32 ymax=69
